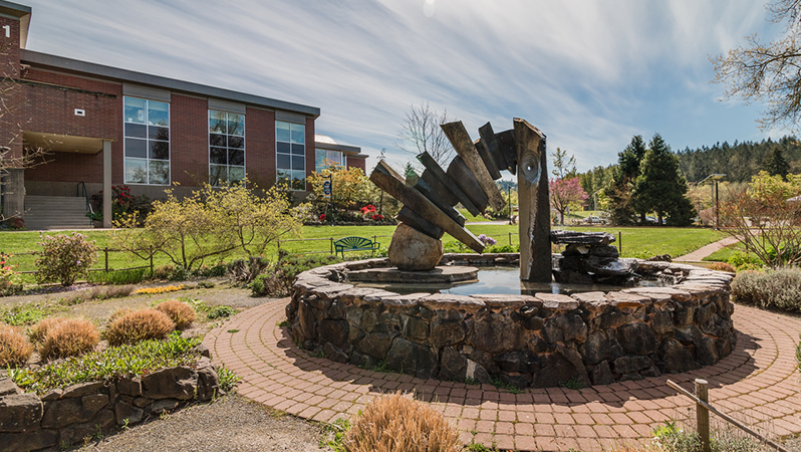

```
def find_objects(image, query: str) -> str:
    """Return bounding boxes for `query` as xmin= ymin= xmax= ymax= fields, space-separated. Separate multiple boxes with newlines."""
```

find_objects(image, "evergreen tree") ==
xmin=619 ymin=135 xmax=649 ymax=223
xmin=633 ymin=134 xmax=696 ymax=226
xmin=404 ymin=162 xmax=419 ymax=186
xmin=762 ymin=145 xmax=790 ymax=180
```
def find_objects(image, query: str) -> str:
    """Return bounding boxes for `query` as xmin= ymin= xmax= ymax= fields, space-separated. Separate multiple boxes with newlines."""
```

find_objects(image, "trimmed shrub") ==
xmin=35 ymin=233 xmax=98 ymax=286
xmin=155 ymin=300 xmax=197 ymax=330
xmin=344 ymin=393 xmax=461 ymax=452
xmin=731 ymin=268 xmax=801 ymax=312
xmin=28 ymin=317 xmax=67 ymax=344
xmin=707 ymin=262 xmax=736 ymax=273
xmin=0 ymin=325 xmax=33 ymax=368
xmin=106 ymin=309 xmax=175 ymax=346
xmin=206 ymin=305 xmax=235 ymax=320
xmin=250 ymin=255 xmax=342 ymax=297
xmin=107 ymin=308 xmax=134 ymax=325
xmin=39 ymin=318 xmax=100 ymax=360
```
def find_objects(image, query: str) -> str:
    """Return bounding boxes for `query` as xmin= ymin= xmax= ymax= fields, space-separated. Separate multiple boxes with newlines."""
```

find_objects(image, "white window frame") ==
xmin=208 ymin=110 xmax=246 ymax=186
xmin=123 ymin=96 xmax=171 ymax=186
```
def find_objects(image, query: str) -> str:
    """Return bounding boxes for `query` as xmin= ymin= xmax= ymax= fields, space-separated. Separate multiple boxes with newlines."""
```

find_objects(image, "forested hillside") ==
xmin=675 ymin=136 xmax=801 ymax=183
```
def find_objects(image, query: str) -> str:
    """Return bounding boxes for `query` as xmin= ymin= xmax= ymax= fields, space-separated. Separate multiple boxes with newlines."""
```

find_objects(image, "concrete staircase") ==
xmin=24 ymin=196 xmax=93 ymax=230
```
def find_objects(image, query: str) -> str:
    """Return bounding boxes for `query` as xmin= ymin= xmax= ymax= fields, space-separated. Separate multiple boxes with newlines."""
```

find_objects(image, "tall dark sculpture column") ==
xmin=515 ymin=118 xmax=551 ymax=282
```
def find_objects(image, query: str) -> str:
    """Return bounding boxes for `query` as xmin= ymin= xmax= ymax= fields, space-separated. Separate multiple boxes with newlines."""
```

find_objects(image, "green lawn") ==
xmin=703 ymin=243 xmax=748 ymax=262
xmin=0 ymin=225 xmax=723 ymax=283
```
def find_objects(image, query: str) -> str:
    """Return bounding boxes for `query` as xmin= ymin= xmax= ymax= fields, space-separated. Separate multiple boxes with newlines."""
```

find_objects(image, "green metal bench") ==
xmin=334 ymin=236 xmax=380 ymax=258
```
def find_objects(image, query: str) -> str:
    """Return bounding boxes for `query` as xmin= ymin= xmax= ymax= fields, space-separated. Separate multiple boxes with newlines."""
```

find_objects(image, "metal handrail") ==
xmin=76 ymin=181 xmax=93 ymax=215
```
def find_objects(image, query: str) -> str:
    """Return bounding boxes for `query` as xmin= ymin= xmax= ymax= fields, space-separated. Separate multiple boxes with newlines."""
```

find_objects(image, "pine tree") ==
xmin=633 ymin=134 xmax=697 ymax=226
xmin=762 ymin=145 xmax=790 ymax=180
xmin=404 ymin=162 xmax=419 ymax=186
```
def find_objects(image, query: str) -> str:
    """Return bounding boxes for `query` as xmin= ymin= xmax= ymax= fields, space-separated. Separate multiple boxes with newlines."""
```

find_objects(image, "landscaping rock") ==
xmin=0 ymin=429 xmax=57 ymax=452
xmin=151 ymin=399 xmax=180 ymax=414
xmin=388 ymin=223 xmax=444 ymax=271
xmin=357 ymin=332 xmax=395 ymax=360
xmin=613 ymin=355 xmax=652 ymax=374
xmin=324 ymin=342 xmax=350 ymax=363
xmin=116 ymin=377 xmax=142 ymax=397
xmin=465 ymin=359 xmax=491 ymax=384
xmin=197 ymin=364 xmax=222 ymax=402
xmin=430 ymin=320 xmax=465 ymax=349
xmin=0 ymin=393 xmax=42 ymax=433
xmin=141 ymin=367 xmax=198 ymax=400
xmin=591 ymin=361 xmax=615 ymax=386
xmin=580 ymin=330 xmax=622 ymax=365
xmin=616 ymin=322 xmax=657 ymax=355
xmin=114 ymin=401 xmax=144 ymax=425
xmin=400 ymin=315 xmax=429 ymax=342
xmin=42 ymin=394 xmax=108 ymax=429
xmin=318 ymin=319 xmax=349 ymax=347
xmin=438 ymin=347 xmax=467 ymax=381
xmin=659 ymin=338 xmax=697 ymax=373
xmin=385 ymin=338 xmax=438 ymax=379
xmin=61 ymin=382 xmax=104 ymax=398
xmin=468 ymin=312 xmax=522 ymax=355
xmin=0 ymin=378 xmax=21 ymax=397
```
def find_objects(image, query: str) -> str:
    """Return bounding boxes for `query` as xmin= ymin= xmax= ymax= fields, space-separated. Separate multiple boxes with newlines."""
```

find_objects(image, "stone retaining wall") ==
xmin=0 ymin=353 xmax=221 ymax=452
xmin=287 ymin=254 xmax=736 ymax=388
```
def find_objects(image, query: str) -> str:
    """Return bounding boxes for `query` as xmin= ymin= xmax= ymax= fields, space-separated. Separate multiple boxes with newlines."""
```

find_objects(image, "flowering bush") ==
xmin=1 ymin=217 xmax=25 ymax=231
xmin=360 ymin=204 xmax=377 ymax=216
xmin=0 ymin=253 xmax=24 ymax=296
xmin=320 ymin=213 xmax=326 ymax=221
xmin=477 ymin=234 xmax=497 ymax=246
xmin=90 ymin=184 xmax=152 ymax=225
xmin=371 ymin=214 xmax=384 ymax=221
xmin=134 ymin=284 xmax=186 ymax=295
xmin=35 ymin=233 xmax=98 ymax=286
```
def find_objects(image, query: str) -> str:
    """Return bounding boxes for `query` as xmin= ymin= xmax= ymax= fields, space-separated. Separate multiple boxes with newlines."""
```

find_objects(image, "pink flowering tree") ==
xmin=549 ymin=177 xmax=589 ymax=225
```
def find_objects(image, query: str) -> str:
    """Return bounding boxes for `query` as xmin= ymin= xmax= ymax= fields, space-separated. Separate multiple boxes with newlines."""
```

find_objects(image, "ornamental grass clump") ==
xmin=106 ymin=308 xmax=175 ymax=346
xmin=28 ymin=317 xmax=67 ymax=344
xmin=731 ymin=268 xmax=801 ymax=313
xmin=155 ymin=299 xmax=196 ymax=330
xmin=708 ymin=262 xmax=736 ymax=273
xmin=344 ymin=393 xmax=461 ymax=452
xmin=38 ymin=318 xmax=100 ymax=360
xmin=35 ymin=233 xmax=98 ymax=286
xmin=0 ymin=324 xmax=33 ymax=368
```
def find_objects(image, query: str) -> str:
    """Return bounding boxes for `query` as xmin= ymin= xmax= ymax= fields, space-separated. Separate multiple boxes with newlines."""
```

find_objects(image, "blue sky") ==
xmin=20 ymin=0 xmax=786 ymax=175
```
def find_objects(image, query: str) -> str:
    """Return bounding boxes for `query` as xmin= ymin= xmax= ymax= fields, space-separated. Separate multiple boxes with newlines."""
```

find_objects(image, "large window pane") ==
xmin=228 ymin=114 xmax=244 ymax=136
xmin=276 ymin=121 xmax=291 ymax=143
xmin=125 ymin=123 xmax=146 ymax=139
xmin=277 ymin=142 xmax=290 ymax=154
xmin=125 ymin=158 xmax=147 ymax=184
xmin=326 ymin=150 xmax=342 ymax=166
xmin=228 ymin=136 xmax=244 ymax=149
xmin=210 ymin=147 xmax=227 ymax=164
xmin=148 ymin=101 xmax=169 ymax=126
xmin=291 ymin=156 xmax=305 ymax=171
xmin=229 ymin=149 xmax=244 ymax=166
xmin=290 ymin=123 xmax=305 ymax=144
xmin=315 ymin=149 xmax=326 ymax=173
xmin=125 ymin=138 xmax=147 ymax=158
xmin=149 ymin=126 xmax=169 ymax=141
xmin=150 ymin=141 xmax=169 ymax=160
xmin=291 ymin=144 xmax=305 ymax=155
xmin=209 ymin=112 xmax=227 ymax=134
xmin=210 ymin=165 xmax=227 ymax=185
xmin=210 ymin=134 xmax=226 ymax=147
xmin=292 ymin=170 xmax=305 ymax=190
xmin=229 ymin=166 xmax=245 ymax=184
xmin=124 ymin=97 xmax=146 ymax=124
xmin=149 ymin=161 xmax=169 ymax=185
xmin=277 ymin=154 xmax=290 ymax=170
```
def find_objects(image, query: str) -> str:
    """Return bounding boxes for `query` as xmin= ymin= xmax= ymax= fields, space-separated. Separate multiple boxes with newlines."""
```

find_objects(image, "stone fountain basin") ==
xmin=287 ymin=253 xmax=735 ymax=388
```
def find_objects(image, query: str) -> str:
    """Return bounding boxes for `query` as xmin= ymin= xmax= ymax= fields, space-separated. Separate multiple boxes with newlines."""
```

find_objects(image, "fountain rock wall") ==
xmin=287 ymin=254 xmax=736 ymax=388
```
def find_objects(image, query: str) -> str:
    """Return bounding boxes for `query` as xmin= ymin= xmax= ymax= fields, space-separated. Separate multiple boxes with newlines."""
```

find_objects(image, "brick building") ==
xmin=0 ymin=1 xmax=366 ymax=229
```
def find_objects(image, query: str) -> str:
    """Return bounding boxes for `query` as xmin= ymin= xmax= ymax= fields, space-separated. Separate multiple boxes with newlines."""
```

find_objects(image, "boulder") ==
xmin=430 ymin=320 xmax=466 ymax=349
xmin=116 ymin=377 xmax=142 ymax=397
xmin=591 ymin=361 xmax=615 ymax=386
xmin=580 ymin=330 xmax=623 ymax=365
xmin=324 ymin=342 xmax=350 ymax=363
xmin=613 ymin=356 xmax=652 ymax=374
xmin=533 ymin=345 xmax=590 ymax=388
xmin=0 ymin=393 xmax=42 ymax=433
xmin=357 ymin=332 xmax=395 ymax=360
xmin=438 ymin=347 xmax=467 ymax=382
xmin=61 ymin=382 xmax=104 ymax=398
xmin=659 ymin=338 xmax=697 ymax=373
xmin=385 ymin=338 xmax=438 ymax=379
xmin=696 ymin=337 xmax=720 ymax=366
xmin=197 ymin=364 xmax=221 ymax=401
xmin=0 ymin=378 xmax=21 ymax=397
xmin=616 ymin=322 xmax=657 ymax=355
xmin=141 ymin=367 xmax=198 ymax=400
xmin=465 ymin=359 xmax=491 ymax=384
xmin=0 ymin=429 xmax=58 ymax=452
xmin=114 ymin=401 xmax=144 ymax=425
xmin=468 ymin=312 xmax=522 ymax=355
xmin=318 ymin=319 xmax=349 ymax=347
xmin=388 ymin=223 xmax=444 ymax=271
xmin=42 ymin=394 xmax=108 ymax=429
xmin=494 ymin=350 xmax=540 ymax=373
xmin=151 ymin=399 xmax=180 ymax=414
xmin=400 ymin=315 xmax=429 ymax=342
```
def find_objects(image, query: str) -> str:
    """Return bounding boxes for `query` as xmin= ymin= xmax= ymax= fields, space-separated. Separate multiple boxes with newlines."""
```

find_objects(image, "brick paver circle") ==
xmin=205 ymin=300 xmax=801 ymax=451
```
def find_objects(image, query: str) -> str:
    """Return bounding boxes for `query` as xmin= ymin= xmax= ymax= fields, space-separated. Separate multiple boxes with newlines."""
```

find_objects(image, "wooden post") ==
xmin=149 ymin=247 xmax=154 ymax=276
xmin=508 ymin=232 xmax=512 ymax=246
xmin=330 ymin=237 xmax=334 ymax=255
xmin=515 ymin=118 xmax=551 ymax=282
xmin=696 ymin=379 xmax=710 ymax=452
xmin=618 ymin=231 xmax=622 ymax=254
xmin=104 ymin=248 xmax=109 ymax=272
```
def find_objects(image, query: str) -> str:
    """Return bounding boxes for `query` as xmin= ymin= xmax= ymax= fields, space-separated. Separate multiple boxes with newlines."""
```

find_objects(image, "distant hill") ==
xmin=676 ymin=136 xmax=801 ymax=183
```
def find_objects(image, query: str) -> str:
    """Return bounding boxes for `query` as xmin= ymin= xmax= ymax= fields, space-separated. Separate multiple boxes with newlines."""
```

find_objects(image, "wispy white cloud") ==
xmin=23 ymin=0 xmax=780 ymax=173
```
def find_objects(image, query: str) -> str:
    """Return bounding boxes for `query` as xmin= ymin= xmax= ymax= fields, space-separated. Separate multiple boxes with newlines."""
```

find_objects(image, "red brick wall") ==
xmin=347 ymin=157 xmax=366 ymax=172
xmin=170 ymin=94 xmax=208 ymax=186
xmin=245 ymin=107 xmax=276 ymax=188
xmin=21 ymin=69 xmax=122 ymax=184
xmin=304 ymin=117 xmax=315 ymax=186
xmin=1 ymin=16 xmax=22 ymax=159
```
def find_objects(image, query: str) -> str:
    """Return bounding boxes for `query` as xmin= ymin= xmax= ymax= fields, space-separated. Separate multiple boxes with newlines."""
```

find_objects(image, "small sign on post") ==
xmin=323 ymin=180 xmax=332 ymax=199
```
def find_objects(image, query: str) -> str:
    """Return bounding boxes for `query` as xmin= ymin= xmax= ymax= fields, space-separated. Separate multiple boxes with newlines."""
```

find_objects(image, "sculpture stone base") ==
xmin=388 ymin=223 xmax=444 ymax=271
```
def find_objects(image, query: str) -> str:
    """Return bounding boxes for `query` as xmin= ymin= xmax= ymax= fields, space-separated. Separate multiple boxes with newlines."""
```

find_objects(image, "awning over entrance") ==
xmin=23 ymin=131 xmax=108 ymax=154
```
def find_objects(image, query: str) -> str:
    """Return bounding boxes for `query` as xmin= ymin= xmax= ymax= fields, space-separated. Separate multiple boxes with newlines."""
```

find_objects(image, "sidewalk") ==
xmin=674 ymin=236 xmax=740 ymax=262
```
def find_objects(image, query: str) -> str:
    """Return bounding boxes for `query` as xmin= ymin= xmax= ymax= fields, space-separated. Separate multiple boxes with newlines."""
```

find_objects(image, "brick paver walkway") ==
xmin=205 ymin=300 xmax=801 ymax=452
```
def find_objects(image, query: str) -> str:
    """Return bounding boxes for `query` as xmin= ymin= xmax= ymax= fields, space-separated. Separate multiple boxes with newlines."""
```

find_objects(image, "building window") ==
xmin=315 ymin=149 xmax=344 ymax=173
xmin=209 ymin=110 xmax=245 ymax=186
xmin=276 ymin=121 xmax=305 ymax=190
xmin=124 ymin=97 xmax=170 ymax=185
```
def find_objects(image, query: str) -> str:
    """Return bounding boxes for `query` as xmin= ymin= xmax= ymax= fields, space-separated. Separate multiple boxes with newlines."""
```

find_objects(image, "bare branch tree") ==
xmin=712 ymin=0 xmax=801 ymax=131
xmin=397 ymin=102 xmax=454 ymax=167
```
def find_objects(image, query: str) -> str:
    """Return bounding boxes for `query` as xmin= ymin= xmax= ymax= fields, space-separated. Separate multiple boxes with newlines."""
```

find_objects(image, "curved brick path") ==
xmin=205 ymin=300 xmax=801 ymax=452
